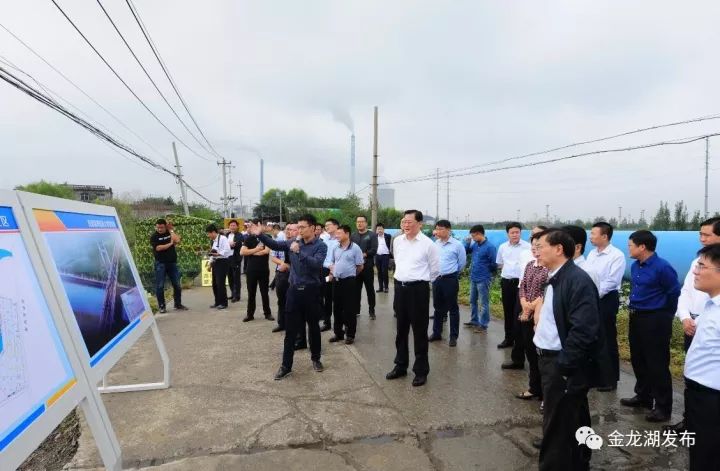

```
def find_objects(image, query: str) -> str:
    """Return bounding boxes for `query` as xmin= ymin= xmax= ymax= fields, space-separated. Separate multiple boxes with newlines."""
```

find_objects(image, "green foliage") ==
xmin=672 ymin=200 xmax=689 ymax=231
xmin=95 ymin=198 xmax=138 ymax=249
xmin=188 ymin=203 xmax=221 ymax=221
xmin=16 ymin=180 xmax=75 ymax=199
xmin=651 ymin=201 xmax=672 ymax=230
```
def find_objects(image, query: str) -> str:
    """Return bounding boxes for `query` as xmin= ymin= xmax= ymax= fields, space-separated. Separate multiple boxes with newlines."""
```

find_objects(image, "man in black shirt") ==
xmin=241 ymin=219 xmax=274 ymax=322
xmin=227 ymin=220 xmax=243 ymax=302
xmin=150 ymin=219 xmax=188 ymax=314
xmin=352 ymin=215 xmax=378 ymax=319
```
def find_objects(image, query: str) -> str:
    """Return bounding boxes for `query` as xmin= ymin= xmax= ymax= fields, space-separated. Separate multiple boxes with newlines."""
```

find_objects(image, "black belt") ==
xmin=337 ymin=276 xmax=356 ymax=281
xmin=628 ymin=308 xmax=670 ymax=316
xmin=685 ymin=377 xmax=720 ymax=395
xmin=395 ymin=280 xmax=427 ymax=287
xmin=438 ymin=272 xmax=458 ymax=279
xmin=536 ymin=348 xmax=560 ymax=357
xmin=292 ymin=284 xmax=319 ymax=291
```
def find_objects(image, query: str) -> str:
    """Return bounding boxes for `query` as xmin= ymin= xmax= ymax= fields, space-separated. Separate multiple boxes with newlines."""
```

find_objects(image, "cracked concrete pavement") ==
xmin=65 ymin=283 xmax=691 ymax=470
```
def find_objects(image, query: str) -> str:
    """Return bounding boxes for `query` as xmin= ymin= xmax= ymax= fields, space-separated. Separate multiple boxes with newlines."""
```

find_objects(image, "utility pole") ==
xmin=435 ymin=168 xmax=440 ymax=221
xmin=516 ymin=209 xmax=520 ymax=222
xmin=218 ymin=158 xmax=229 ymax=218
xmin=278 ymin=190 xmax=283 ymax=224
xmin=618 ymin=206 xmax=622 ymax=224
xmin=705 ymin=137 xmax=710 ymax=218
xmin=237 ymin=182 xmax=243 ymax=218
xmin=371 ymin=106 xmax=379 ymax=229
xmin=172 ymin=142 xmax=190 ymax=216
xmin=545 ymin=204 xmax=550 ymax=222
xmin=228 ymin=164 xmax=237 ymax=217
xmin=446 ymin=172 xmax=450 ymax=221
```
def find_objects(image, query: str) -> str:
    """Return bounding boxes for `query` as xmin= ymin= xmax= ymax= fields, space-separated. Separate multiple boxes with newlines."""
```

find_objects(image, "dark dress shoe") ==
xmin=242 ymin=316 xmax=254 ymax=322
xmin=463 ymin=321 xmax=476 ymax=327
xmin=376 ymin=289 xmax=384 ymax=293
xmin=210 ymin=304 xmax=219 ymax=309
xmin=596 ymin=383 xmax=617 ymax=392
xmin=294 ymin=343 xmax=307 ymax=351
xmin=646 ymin=409 xmax=671 ymax=422
xmin=272 ymin=326 xmax=284 ymax=333
xmin=383 ymin=289 xmax=389 ymax=293
xmin=501 ymin=361 xmax=524 ymax=370
xmin=175 ymin=305 xmax=189 ymax=311
xmin=159 ymin=308 xmax=167 ymax=314
xmin=385 ymin=367 xmax=408 ymax=380
xmin=345 ymin=338 xmax=354 ymax=345
xmin=320 ymin=324 xmax=331 ymax=332
xmin=429 ymin=315 xmax=435 ymax=319
xmin=274 ymin=366 xmax=292 ymax=380
xmin=620 ymin=395 xmax=653 ymax=409
xmin=532 ymin=438 xmax=543 ymax=450
xmin=448 ymin=338 xmax=457 ymax=347
xmin=412 ymin=375 xmax=427 ymax=387
xmin=662 ymin=419 xmax=686 ymax=434
xmin=369 ymin=313 xmax=376 ymax=320
xmin=428 ymin=334 xmax=442 ymax=342
xmin=231 ymin=298 xmax=240 ymax=303
xmin=312 ymin=360 xmax=324 ymax=372
xmin=265 ymin=315 xmax=275 ymax=321
xmin=329 ymin=336 xmax=344 ymax=343
xmin=497 ymin=339 xmax=514 ymax=349
xmin=216 ymin=305 xmax=227 ymax=310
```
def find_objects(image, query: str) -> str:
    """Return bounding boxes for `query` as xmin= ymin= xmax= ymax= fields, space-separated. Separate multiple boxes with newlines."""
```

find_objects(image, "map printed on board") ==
xmin=0 ymin=207 xmax=76 ymax=452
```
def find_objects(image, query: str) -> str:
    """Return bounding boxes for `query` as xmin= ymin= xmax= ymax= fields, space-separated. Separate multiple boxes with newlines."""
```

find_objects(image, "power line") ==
xmin=0 ymin=63 xmax=218 ymax=205
xmin=94 ymin=0 xmax=214 ymax=157
xmin=49 ymin=0 xmax=213 ymax=162
xmin=381 ymin=133 xmax=720 ymax=185
xmin=393 ymin=112 xmax=720 ymax=184
xmin=124 ymin=0 xmax=223 ymax=158
xmin=0 ymin=21 xmax=173 ymax=166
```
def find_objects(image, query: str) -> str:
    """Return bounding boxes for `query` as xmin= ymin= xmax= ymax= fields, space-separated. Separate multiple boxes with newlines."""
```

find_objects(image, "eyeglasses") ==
xmin=694 ymin=262 xmax=720 ymax=273
xmin=297 ymin=225 xmax=309 ymax=230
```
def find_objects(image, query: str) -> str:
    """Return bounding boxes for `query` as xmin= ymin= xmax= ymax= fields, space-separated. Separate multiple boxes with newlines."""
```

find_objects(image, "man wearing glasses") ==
xmin=251 ymin=214 xmax=328 ymax=380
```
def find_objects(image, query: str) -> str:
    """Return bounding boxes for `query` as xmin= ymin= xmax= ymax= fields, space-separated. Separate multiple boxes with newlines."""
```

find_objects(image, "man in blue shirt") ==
xmin=620 ymin=230 xmax=681 ymax=422
xmin=429 ymin=220 xmax=467 ymax=347
xmin=464 ymin=224 xmax=497 ymax=332
xmin=252 ymin=214 xmax=328 ymax=380
xmin=328 ymin=225 xmax=364 ymax=344
xmin=321 ymin=219 xmax=340 ymax=332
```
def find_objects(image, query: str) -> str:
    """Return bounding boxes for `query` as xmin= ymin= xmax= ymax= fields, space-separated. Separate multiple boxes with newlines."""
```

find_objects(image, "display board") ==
xmin=17 ymin=192 xmax=161 ymax=383
xmin=0 ymin=205 xmax=76 ymax=453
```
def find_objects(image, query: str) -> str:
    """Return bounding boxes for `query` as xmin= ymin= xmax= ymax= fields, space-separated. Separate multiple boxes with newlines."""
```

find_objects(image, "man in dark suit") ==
xmin=375 ymin=223 xmax=392 ymax=293
xmin=532 ymin=228 xmax=608 ymax=471
xmin=227 ymin=220 xmax=244 ymax=302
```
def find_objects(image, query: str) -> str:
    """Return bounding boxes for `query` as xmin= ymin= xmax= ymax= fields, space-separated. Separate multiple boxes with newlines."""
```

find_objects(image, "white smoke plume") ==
xmin=330 ymin=108 xmax=354 ymax=132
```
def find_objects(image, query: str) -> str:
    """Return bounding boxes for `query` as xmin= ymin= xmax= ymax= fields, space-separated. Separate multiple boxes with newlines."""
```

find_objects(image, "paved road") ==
xmin=67 ymin=282 xmax=690 ymax=470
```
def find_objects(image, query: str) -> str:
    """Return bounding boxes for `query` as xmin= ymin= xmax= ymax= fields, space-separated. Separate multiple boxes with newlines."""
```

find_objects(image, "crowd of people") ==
xmin=149 ymin=213 xmax=720 ymax=471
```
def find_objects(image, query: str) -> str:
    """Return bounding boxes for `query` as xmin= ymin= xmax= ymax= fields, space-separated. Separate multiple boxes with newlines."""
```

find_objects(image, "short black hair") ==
xmin=325 ymin=218 xmax=340 ymax=226
xmin=530 ymin=232 xmax=544 ymax=242
xmin=469 ymin=224 xmax=485 ymax=235
xmin=435 ymin=219 xmax=451 ymax=229
xmin=592 ymin=222 xmax=614 ymax=240
xmin=537 ymin=228 xmax=574 ymax=259
xmin=534 ymin=225 xmax=548 ymax=231
xmin=700 ymin=217 xmax=720 ymax=236
xmin=156 ymin=218 xmax=167 ymax=225
xmin=206 ymin=224 xmax=218 ymax=233
xmin=228 ymin=219 xmax=239 ymax=226
xmin=298 ymin=213 xmax=317 ymax=226
xmin=251 ymin=218 xmax=261 ymax=225
xmin=562 ymin=225 xmax=587 ymax=254
xmin=506 ymin=222 xmax=522 ymax=232
xmin=697 ymin=243 xmax=720 ymax=266
xmin=404 ymin=209 xmax=423 ymax=222
xmin=629 ymin=230 xmax=657 ymax=252
xmin=375 ymin=222 xmax=385 ymax=228
xmin=315 ymin=223 xmax=323 ymax=229
xmin=356 ymin=215 xmax=368 ymax=222
xmin=338 ymin=224 xmax=352 ymax=234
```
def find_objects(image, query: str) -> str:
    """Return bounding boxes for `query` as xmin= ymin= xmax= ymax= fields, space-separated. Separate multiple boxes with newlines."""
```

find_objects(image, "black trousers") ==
xmin=510 ymin=292 xmax=526 ymax=365
xmin=356 ymin=262 xmax=376 ymax=314
xmin=274 ymin=270 xmax=289 ymax=328
xmin=246 ymin=270 xmax=271 ymax=318
xmin=394 ymin=281 xmax=430 ymax=376
xmin=282 ymin=285 xmax=321 ymax=369
xmin=628 ymin=310 xmax=674 ymax=414
xmin=522 ymin=320 xmax=542 ymax=397
xmin=227 ymin=257 xmax=242 ymax=300
xmin=599 ymin=290 xmax=620 ymax=384
xmin=375 ymin=254 xmax=390 ymax=291
xmin=685 ymin=378 xmax=720 ymax=471
xmin=211 ymin=259 xmax=229 ymax=307
xmin=322 ymin=268 xmax=333 ymax=326
xmin=500 ymin=278 xmax=520 ymax=342
xmin=539 ymin=355 xmax=592 ymax=471
xmin=333 ymin=277 xmax=358 ymax=339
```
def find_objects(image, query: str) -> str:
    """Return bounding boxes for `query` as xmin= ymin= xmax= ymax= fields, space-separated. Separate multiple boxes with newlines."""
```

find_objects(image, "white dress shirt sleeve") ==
xmin=675 ymin=259 xmax=696 ymax=321
xmin=599 ymin=251 xmax=626 ymax=298
xmin=428 ymin=241 xmax=440 ymax=282
xmin=218 ymin=236 xmax=233 ymax=258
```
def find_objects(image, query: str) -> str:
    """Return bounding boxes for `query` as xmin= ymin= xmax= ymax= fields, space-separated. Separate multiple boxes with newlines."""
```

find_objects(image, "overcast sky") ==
xmin=1 ymin=0 xmax=719 ymax=223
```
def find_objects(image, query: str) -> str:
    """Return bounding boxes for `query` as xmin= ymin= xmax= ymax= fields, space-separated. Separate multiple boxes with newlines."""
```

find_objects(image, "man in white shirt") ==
xmin=375 ymin=223 xmax=392 ymax=293
xmin=227 ymin=220 xmax=243 ymax=303
xmin=496 ymin=222 xmax=532 ymax=358
xmin=585 ymin=222 xmax=626 ymax=391
xmin=207 ymin=224 xmax=233 ymax=310
xmin=386 ymin=210 xmax=440 ymax=387
xmin=683 ymin=243 xmax=720 ymax=470
xmin=665 ymin=217 xmax=720 ymax=434
xmin=562 ymin=225 xmax=600 ymax=291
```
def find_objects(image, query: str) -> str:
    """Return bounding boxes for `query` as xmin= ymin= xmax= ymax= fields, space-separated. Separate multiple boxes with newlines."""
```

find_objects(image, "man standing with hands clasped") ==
xmin=251 ymin=215 xmax=328 ymax=380
xmin=386 ymin=210 xmax=440 ymax=387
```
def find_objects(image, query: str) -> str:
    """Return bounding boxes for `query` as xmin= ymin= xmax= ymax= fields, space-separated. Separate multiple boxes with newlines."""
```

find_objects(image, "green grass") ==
xmin=458 ymin=275 xmax=686 ymax=377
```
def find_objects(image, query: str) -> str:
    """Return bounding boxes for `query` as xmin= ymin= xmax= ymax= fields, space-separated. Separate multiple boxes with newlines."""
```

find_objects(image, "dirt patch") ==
xmin=18 ymin=409 xmax=80 ymax=471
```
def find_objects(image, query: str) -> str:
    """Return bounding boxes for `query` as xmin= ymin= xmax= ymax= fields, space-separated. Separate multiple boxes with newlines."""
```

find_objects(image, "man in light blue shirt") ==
xmin=683 ymin=243 xmax=720 ymax=470
xmin=321 ymin=218 xmax=341 ymax=332
xmin=429 ymin=220 xmax=467 ymax=347
xmin=328 ymin=225 xmax=364 ymax=344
